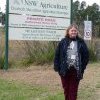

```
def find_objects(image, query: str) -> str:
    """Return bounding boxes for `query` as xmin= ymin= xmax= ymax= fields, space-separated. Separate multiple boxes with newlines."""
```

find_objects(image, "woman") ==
xmin=54 ymin=24 xmax=89 ymax=100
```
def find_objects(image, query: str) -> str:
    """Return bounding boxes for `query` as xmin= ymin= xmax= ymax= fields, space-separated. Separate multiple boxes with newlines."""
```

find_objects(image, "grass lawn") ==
xmin=0 ymin=78 xmax=99 ymax=100
xmin=0 ymin=63 xmax=100 ymax=100
xmin=0 ymin=78 xmax=52 ymax=100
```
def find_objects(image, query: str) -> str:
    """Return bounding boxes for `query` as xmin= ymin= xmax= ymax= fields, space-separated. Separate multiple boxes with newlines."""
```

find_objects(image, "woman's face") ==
xmin=68 ymin=27 xmax=78 ymax=39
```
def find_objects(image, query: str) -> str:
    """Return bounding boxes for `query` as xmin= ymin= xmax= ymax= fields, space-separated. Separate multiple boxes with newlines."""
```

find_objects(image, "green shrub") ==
xmin=0 ymin=55 xmax=4 ymax=69
xmin=88 ymin=46 xmax=97 ymax=62
xmin=21 ymin=41 xmax=57 ymax=66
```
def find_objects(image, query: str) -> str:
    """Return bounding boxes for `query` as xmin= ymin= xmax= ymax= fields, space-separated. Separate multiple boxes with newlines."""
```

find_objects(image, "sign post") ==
xmin=4 ymin=0 xmax=9 ymax=70
xmin=71 ymin=0 xmax=73 ymax=24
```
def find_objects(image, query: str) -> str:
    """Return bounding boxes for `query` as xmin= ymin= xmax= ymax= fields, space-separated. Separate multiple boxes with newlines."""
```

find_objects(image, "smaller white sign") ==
xmin=84 ymin=21 xmax=92 ymax=40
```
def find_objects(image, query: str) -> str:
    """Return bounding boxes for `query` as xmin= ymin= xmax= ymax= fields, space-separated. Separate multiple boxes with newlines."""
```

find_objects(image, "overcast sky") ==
xmin=0 ymin=0 xmax=100 ymax=12
xmin=74 ymin=0 xmax=100 ymax=6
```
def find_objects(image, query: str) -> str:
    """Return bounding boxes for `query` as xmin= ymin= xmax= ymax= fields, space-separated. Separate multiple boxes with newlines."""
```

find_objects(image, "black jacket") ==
xmin=54 ymin=36 xmax=89 ymax=80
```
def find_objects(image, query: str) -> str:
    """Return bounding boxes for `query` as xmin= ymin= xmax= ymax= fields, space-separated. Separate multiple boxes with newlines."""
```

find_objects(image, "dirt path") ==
xmin=0 ymin=65 xmax=62 ymax=91
xmin=0 ymin=64 xmax=100 ymax=96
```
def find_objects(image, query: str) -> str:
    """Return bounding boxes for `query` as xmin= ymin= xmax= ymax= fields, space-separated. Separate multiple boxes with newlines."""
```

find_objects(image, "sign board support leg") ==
xmin=71 ymin=0 xmax=73 ymax=24
xmin=4 ymin=0 xmax=9 ymax=70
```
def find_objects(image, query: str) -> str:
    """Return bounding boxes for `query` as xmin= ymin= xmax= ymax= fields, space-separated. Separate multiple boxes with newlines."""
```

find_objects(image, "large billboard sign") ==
xmin=8 ymin=0 xmax=72 ymax=41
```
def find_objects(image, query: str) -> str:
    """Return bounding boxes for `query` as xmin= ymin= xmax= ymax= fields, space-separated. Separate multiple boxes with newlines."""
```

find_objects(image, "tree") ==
xmin=80 ymin=1 xmax=86 ymax=10
xmin=73 ymin=1 xmax=100 ymax=37
xmin=73 ymin=1 xmax=81 ymax=25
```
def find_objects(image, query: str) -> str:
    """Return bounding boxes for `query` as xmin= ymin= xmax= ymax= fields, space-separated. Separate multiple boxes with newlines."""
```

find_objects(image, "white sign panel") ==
xmin=9 ymin=14 xmax=70 ymax=29
xmin=9 ymin=27 xmax=65 ymax=41
xmin=9 ymin=0 xmax=71 ymax=18
xmin=8 ymin=0 xmax=71 ymax=41
xmin=84 ymin=21 xmax=92 ymax=40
